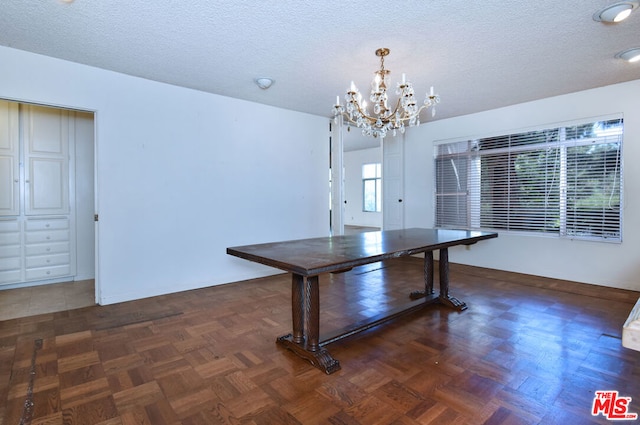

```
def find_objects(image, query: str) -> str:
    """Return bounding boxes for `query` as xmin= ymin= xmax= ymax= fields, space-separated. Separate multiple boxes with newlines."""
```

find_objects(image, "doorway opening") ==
xmin=331 ymin=121 xmax=405 ymax=235
xmin=0 ymin=99 xmax=96 ymax=319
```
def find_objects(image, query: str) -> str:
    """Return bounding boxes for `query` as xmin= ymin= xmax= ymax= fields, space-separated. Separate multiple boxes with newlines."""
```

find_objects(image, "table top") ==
xmin=227 ymin=228 xmax=498 ymax=276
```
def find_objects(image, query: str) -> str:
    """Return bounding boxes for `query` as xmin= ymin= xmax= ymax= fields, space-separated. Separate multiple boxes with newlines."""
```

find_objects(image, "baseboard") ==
xmin=450 ymin=262 xmax=640 ymax=303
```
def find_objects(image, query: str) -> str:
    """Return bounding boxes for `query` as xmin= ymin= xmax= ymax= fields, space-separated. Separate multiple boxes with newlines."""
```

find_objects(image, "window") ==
xmin=435 ymin=118 xmax=623 ymax=242
xmin=363 ymin=163 xmax=382 ymax=212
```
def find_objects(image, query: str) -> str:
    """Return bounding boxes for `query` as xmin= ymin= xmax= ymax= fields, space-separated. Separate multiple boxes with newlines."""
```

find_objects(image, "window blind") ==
xmin=435 ymin=118 xmax=623 ymax=242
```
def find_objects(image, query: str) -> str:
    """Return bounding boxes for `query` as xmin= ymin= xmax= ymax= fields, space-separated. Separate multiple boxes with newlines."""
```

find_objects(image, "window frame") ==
xmin=362 ymin=163 xmax=382 ymax=213
xmin=434 ymin=117 xmax=623 ymax=243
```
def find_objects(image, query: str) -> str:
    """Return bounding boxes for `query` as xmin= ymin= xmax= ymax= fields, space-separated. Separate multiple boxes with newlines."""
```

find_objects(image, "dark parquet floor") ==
xmin=1 ymin=257 xmax=639 ymax=424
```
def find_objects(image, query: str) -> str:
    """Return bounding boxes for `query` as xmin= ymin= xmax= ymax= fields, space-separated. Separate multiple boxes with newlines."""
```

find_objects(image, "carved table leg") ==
xmin=277 ymin=274 xmax=341 ymax=374
xmin=291 ymin=274 xmax=304 ymax=344
xmin=305 ymin=275 xmax=320 ymax=352
xmin=410 ymin=251 xmax=434 ymax=300
xmin=438 ymin=248 xmax=467 ymax=311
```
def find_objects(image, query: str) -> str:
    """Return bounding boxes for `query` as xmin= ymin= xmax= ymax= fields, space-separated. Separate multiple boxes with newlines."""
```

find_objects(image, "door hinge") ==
xmin=94 ymin=214 xmax=99 ymax=222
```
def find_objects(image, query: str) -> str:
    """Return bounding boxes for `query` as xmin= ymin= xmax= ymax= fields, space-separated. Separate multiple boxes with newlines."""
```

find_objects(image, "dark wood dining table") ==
xmin=227 ymin=228 xmax=498 ymax=374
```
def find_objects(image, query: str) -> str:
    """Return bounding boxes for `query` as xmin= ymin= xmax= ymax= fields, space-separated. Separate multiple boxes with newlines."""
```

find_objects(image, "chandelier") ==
xmin=333 ymin=48 xmax=440 ymax=138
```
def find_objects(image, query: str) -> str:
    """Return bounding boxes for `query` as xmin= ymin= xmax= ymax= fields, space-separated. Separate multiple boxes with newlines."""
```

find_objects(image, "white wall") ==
xmin=4 ymin=45 xmax=637 ymax=296
xmin=344 ymin=146 xmax=383 ymax=228
xmin=0 ymin=46 xmax=329 ymax=304
xmin=405 ymin=79 xmax=640 ymax=291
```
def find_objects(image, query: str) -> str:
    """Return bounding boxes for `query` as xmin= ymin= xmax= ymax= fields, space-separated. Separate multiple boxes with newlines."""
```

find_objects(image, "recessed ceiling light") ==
xmin=616 ymin=48 xmax=640 ymax=62
xmin=593 ymin=1 xmax=639 ymax=22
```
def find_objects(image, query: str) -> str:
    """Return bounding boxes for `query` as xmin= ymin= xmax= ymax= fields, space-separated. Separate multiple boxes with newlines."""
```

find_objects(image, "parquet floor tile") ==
xmin=1 ymin=257 xmax=639 ymax=424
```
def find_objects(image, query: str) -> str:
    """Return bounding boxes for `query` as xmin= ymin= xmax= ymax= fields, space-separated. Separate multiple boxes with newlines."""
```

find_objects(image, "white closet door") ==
xmin=382 ymin=134 xmax=405 ymax=230
xmin=330 ymin=117 xmax=345 ymax=235
xmin=0 ymin=101 xmax=19 ymax=216
xmin=23 ymin=105 xmax=70 ymax=216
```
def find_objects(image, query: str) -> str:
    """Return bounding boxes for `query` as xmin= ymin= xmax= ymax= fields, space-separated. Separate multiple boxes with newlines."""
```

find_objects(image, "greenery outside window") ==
xmin=363 ymin=163 xmax=382 ymax=212
xmin=434 ymin=118 xmax=623 ymax=242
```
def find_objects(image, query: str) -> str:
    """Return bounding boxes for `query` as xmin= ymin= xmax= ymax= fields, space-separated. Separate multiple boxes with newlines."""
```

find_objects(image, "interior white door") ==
xmin=330 ymin=117 xmax=345 ymax=235
xmin=0 ymin=101 xmax=19 ymax=216
xmin=382 ymin=134 xmax=405 ymax=230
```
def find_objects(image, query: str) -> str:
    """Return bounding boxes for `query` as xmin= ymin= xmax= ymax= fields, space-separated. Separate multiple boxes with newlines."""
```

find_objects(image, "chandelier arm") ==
xmin=344 ymin=101 xmax=430 ymax=127
xmin=396 ymin=104 xmax=428 ymax=123
xmin=351 ymin=95 xmax=403 ymax=125
xmin=397 ymin=100 xmax=438 ymax=123
xmin=341 ymin=113 xmax=363 ymax=127
xmin=349 ymin=100 xmax=379 ymax=125
xmin=339 ymin=99 xmax=438 ymax=127
xmin=361 ymin=99 xmax=423 ymax=124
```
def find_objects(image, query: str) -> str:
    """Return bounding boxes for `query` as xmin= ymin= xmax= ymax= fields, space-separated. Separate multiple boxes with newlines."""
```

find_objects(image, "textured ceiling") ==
xmin=1 ymin=0 xmax=639 ymax=145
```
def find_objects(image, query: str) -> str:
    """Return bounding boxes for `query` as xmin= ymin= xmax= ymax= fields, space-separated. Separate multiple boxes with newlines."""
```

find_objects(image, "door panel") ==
xmin=0 ymin=101 xmax=19 ymax=216
xmin=23 ymin=105 xmax=70 ymax=216
xmin=383 ymin=134 xmax=404 ymax=230
xmin=27 ymin=158 xmax=68 ymax=213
